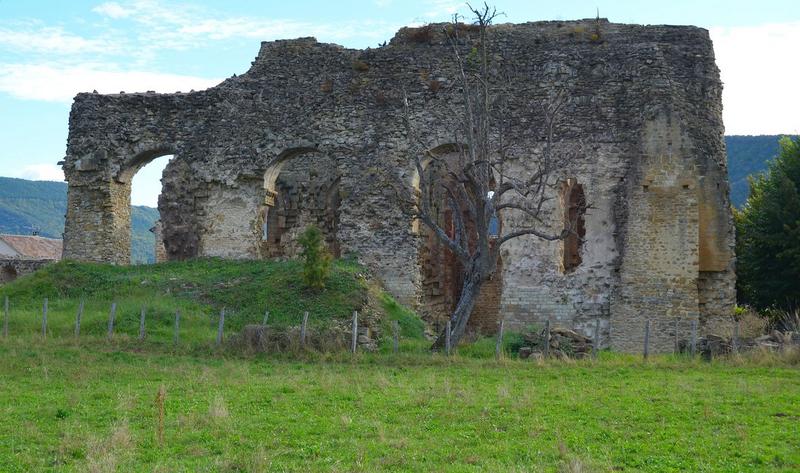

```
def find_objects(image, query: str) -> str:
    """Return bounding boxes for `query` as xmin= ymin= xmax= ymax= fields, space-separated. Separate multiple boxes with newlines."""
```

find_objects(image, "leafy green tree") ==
xmin=297 ymin=226 xmax=332 ymax=289
xmin=735 ymin=136 xmax=800 ymax=310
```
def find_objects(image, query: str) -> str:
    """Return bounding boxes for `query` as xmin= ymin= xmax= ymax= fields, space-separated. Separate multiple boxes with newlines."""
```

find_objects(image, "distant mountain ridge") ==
xmin=0 ymin=136 xmax=790 ymax=263
xmin=0 ymin=177 xmax=158 ymax=263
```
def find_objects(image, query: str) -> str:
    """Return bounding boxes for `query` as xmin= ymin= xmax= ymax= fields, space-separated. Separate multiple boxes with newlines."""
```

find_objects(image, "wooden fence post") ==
xmin=3 ymin=295 xmax=8 ymax=338
xmin=690 ymin=319 xmax=698 ymax=357
xmin=392 ymin=320 xmax=399 ymax=354
xmin=643 ymin=320 xmax=651 ymax=360
xmin=107 ymin=302 xmax=117 ymax=340
xmin=495 ymin=319 xmax=505 ymax=361
xmin=445 ymin=320 xmax=452 ymax=356
xmin=351 ymin=311 xmax=358 ymax=354
xmin=592 ymin=318 xmax=600 ymax=359
xmin=216 ymin=308 xmax=225 ymax=346
xmin=262 ymin=310 xmax=269 ymax=326
xmin=300 ymin=311 xmax=309 ymax=347
xmin=543 ymin=319 xmax=551 ymax=358
xmin=138 ymin=307 xmax=146 ymax=341
xmin=174 ymin=311 xmax=180 ymax=345
xmin=42 ymin=298 xmax=48 ymax=338
xmin=75 ymin=299 xmax=84 ymax=338
xmin=674 ymin=318 xmax=679 ymax=354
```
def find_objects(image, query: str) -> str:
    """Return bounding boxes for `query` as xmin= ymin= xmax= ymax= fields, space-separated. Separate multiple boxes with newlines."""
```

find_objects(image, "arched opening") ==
xmin=0 ymin=265 xmax=17 ymax=284
xmin=562 ymin=178 xmax=586 ymax=273
xmin=130 ymin=154 xmax=172 ymax=264
xmin=113 ymin=147 xmax=175 ymax=265
xmin=260 ymin=149 xmax=340 ymax=258
xmin=412 ymin=145 xmax=503 ymax=334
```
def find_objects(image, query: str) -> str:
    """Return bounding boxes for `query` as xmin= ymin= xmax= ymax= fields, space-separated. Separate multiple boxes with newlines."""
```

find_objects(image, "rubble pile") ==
xmin=519 ymin=326 xmax=594 ymax=359
xmin=679 ymin=330 xmax=799 ymax=359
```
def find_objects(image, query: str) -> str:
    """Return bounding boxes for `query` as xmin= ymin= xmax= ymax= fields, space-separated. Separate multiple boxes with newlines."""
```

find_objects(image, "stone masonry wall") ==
xmin=0 ymin=259 xmax=57 ymax=284
xmin=61 ymin=20 xmax=735 ymax=352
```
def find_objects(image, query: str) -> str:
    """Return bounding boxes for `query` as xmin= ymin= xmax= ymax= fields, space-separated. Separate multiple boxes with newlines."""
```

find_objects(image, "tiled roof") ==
xmin=0 ymin=235 xmax=62 ymax=260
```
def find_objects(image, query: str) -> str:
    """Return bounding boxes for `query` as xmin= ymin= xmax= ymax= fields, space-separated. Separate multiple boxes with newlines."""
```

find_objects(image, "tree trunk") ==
xmin=431 ymin=263 xmax=485 ymax=351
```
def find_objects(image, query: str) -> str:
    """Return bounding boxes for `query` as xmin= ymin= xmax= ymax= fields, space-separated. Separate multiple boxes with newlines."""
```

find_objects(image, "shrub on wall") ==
xmin=298 ymin=226 xmax=332 ymax=289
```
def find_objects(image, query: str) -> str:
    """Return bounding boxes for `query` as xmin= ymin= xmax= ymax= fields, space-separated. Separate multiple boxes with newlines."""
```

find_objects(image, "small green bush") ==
xmin=297 ymin=226 xmax=332 ymax=289
xmin=503 ymin=330 xmax=527 ymax=356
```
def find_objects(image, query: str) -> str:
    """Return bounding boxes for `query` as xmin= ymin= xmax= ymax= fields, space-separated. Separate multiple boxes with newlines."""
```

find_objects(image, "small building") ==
xmin=0 ymin=234 xmax=63 ymax=284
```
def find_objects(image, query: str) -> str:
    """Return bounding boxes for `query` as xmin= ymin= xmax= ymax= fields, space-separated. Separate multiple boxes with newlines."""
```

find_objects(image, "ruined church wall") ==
xmin=61 ymin=20 xmax=735 ymax=351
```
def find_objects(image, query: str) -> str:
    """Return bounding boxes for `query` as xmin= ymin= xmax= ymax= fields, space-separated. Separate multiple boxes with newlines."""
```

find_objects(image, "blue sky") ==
xmin=1 ymin=0 xmax=799 ymax=206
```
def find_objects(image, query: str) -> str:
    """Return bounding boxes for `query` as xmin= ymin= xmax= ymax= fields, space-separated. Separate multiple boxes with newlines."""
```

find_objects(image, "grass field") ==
xmin=0 ymin=338 xmax=798 ymax=472
xmin=1 ymin=260 xmax=799 ymax=471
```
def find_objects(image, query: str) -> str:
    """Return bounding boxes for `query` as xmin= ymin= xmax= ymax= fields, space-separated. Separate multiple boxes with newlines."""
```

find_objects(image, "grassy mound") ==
xmin=0 ymin=258 xmax=424 ymax=347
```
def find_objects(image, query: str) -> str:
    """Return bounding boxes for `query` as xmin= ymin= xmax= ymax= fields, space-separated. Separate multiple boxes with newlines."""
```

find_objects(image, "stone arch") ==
xmin=263 ymin=146 xmax=320 ymax=196
xmin=409 ymin=143 xmax=468 ymax=235
xmin=259 ymin=147 xmax=341 ymax=258
xmin=120 ymin=146 xmax=177 ymax=264
xmin=0 ymin=264 xmax=17 ymax=284
xmin=61 ymin=91 xmax=196 ymax=264
xmin=109 ymin=146 xmax=178 ymax=265
xmin=412 ymin=143 xmax=502 ymax=334
xmin=116 ymin=144 xmax=176 ymax=183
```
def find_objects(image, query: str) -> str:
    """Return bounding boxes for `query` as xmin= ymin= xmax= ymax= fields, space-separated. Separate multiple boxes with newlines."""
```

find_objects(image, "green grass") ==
xmin=1 ymin=260 xmax=798 ymax=471
xmin=0 ymin=259 xmax=373 ymax=344
xmin=0 ymin=339 xmax=798 ymax=472
xmin=377 ymin=290 xmax=425 ymax=339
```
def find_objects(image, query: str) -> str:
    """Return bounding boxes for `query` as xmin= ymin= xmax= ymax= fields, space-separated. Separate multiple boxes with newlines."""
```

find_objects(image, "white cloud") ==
xmin=15 ymin=164 xmax=65 ymax=182
xmin=0 ymin=25 xmax=115 ymax=55
xmin=92 ymin=2 xmax=134 ymax=19
xmin=88 ymin=0 xmax=396 ymax=49
xmin=0 ymin=63 xmax=221 ymax=102
xmin=424 ymin=0 xmax=464 ymax=19
xmin=175 ymin=17 xmax=394 ymax=43
xmin=178 ymin=18 xmax=320 ymax=41
xmin=0 ymin=0 xmax=400 ymax=107
xmin=711 ymin=22 xmax=800 ymax=135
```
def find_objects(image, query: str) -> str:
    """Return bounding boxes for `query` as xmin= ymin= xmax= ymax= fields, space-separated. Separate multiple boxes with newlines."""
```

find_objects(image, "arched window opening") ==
xmin=0 ymin=265 xmax=18 ymax=284
xmin=414 ymin=149 xmax=503 ymax=334
xmin=261 ymin=152 xmax=340 ymax=258
xmin=130 ymin=154 xmax=173 ymax=264
xmin=562 ymin=178 xmax=586 ymax=273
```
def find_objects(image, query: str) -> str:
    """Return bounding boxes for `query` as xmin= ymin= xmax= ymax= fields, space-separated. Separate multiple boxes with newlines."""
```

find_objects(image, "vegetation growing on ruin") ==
xmin=297 ymin=226 xmax=333 ymax=289
xmin=0 ymin=340 xmax=797 ymax=472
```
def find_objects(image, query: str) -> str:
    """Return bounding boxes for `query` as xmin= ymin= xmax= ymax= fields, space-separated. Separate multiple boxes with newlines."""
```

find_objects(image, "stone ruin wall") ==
xmin=61 ymin=19 xmax=735 ymax=352
xmin=0 ymin=259 xmax=56 ymax=284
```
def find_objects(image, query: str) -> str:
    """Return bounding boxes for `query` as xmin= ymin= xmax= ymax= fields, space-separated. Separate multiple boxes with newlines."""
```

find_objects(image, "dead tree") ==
xmin=399 ymin=4 xmax=583 ymax=350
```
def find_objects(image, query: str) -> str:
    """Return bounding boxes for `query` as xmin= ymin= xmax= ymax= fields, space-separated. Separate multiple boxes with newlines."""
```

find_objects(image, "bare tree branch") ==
xmin=391 ymin=5 xmax=582 ymax=350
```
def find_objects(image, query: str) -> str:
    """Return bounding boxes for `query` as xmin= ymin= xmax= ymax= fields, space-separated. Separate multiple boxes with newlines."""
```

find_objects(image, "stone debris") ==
xmin=232 ymin=322 xmax=378 ymax=353
xmin=751 ymin=330 xmax=799 ymax=350
xmin=679 ymin=330 xmax=799 ymax=359
xmin=519 ymin=326 xmax=594 ymax=359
